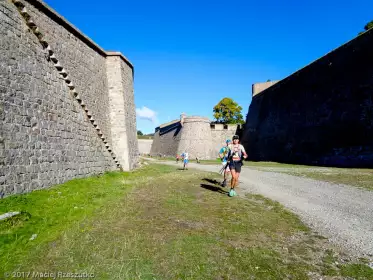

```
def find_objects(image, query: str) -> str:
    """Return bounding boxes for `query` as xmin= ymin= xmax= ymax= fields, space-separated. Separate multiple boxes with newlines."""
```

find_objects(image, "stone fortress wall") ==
xmin=178 ymin=116 xmax=213 ymax=159
xmin=150 ymin=119 xmax=181 ymax=157
xmin=210 ymin=123 xmax=243 ymax=156
xmin=1 ymin=0 xmax=138 ymax=196
xmin=149 ymin=114 xmax=242 ymax=159
xmin=241 ymin=28 xmax=373 ymax=167
xmin=137 ymin=139 xmax=153 ymax=155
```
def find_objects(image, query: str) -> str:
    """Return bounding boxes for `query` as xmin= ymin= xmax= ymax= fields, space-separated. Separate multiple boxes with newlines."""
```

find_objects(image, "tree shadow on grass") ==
xmin=200 ymin=184 xmax=228 ymax=195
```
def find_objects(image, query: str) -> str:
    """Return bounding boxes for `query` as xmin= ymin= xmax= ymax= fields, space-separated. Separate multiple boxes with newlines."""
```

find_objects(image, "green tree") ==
xmin=359 ymin=20 xmax=373 ymax=35
xmin=137 ymin=130 xmax=143 ymax=136
xmin=213 ymin=98 xmax=244 ymax=124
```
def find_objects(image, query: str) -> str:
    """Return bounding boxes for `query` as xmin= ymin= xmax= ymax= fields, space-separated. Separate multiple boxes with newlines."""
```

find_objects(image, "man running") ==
xmin=226 ymin=135 xmax=247 ymax=197
xmin=219 ymin=139 xmax=231 ymax=187
xmin=181 ymin=151 xmax=189 ymax=170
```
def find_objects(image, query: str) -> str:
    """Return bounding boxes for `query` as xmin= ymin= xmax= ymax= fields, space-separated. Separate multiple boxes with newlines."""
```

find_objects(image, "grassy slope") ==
xmin=1 ymin=164 xmax=372 ymax=279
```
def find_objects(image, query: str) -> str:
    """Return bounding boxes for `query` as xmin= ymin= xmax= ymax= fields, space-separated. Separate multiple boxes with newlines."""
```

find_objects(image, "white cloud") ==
xmin=136 ymin=106 xmax=158 ymax=124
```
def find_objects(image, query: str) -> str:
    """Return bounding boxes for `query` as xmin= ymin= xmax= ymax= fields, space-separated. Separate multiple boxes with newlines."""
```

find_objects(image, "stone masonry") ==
xmin=0 ymin=0 xmax=138 ymax=196
xmin=252 ymin=81 xmax=279 ymax=97
xmin=149 ymin=114 xmax=242 ymax=159
xmin=106 ymin=54 xmax=138 ymax=171
xmin=242 ymin=28 xmax=373 ymax=167
xmin=137 ymin=139 xmax=152 ymax=155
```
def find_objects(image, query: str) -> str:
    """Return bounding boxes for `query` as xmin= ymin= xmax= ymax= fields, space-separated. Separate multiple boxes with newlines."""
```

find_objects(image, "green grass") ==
xmin=246 ymin=164 xmax=373 ymax=191
xmin=144 ymin=155 xmax=222 ymax=164
xmin=137 ymin=135 xmax=154 ymax=139
xmin=0 ymin=164 xmax=175 ymax=274
xmin=285 ymin=169 xmax=373 ymax=191
xmin=1 ymin=163 xmax=372 ymax=279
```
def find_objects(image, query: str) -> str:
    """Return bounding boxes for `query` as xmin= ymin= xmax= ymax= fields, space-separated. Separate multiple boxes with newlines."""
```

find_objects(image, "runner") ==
xmin=181 ymin=151 xmax=189 ymax=170
xmin=176 ymin=154 xmax=180 ymax=163
xmin=227 ymin=135 xmax=247 ymax=197
xmin=219 ymin=139 xmax=231 ymax=187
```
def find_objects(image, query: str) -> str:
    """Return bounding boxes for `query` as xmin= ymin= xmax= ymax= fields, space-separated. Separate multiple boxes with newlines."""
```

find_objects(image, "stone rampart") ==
xmin=22 ymin=0 xmax=114 ymax=145
xmin=150 ymin=120 xmax=181 ymax=157
xmin=149 ymin=115 xmax=242 ymax=159
xmin=138 ymin=139 xmax=153 ymax=155
xmin=0 ymin=0 xmax=138 ymax=196
xmin=106 ymin=54 xmax=138 ymax=170
xmin=242 ymin=28 xmax=373 ymax=167
xmin=178 ymin=116 xmax=213 ymax=159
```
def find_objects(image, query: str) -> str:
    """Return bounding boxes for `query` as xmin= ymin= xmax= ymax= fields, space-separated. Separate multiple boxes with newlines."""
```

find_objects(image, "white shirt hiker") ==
xmin=228 ymin=144 xmax=246 ymax=161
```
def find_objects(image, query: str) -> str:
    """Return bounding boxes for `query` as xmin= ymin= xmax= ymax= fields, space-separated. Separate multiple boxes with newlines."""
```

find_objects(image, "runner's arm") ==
xmin=218 ymin=148 xmax=225 ymax=160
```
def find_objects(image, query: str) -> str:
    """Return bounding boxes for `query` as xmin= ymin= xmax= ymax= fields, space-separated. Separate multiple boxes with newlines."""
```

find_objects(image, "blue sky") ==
xmin=45 ymin=0 xmax=372 ymax=134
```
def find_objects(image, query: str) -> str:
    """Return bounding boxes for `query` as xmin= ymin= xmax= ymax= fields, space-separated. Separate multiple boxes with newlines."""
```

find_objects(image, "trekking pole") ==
xmin=219 ymin=162 xmax=225 ymax=174
xmin=219 ymin=161 xmax=229 ymax=174
xmin=219 ymin=165 xmax=225 ymax=174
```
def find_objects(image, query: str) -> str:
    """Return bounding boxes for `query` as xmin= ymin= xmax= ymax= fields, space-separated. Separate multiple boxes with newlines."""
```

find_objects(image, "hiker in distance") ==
xmin=227 ymin=135 xmax=247 ymax=197
xmin=181 ymin=151 xmax=189 ymax=170
xmin=219 ymin=139 xmax=231 ymax=187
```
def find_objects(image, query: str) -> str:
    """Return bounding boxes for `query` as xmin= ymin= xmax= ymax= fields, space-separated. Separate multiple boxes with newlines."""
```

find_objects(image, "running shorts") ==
xmin=229 ymin=161 xmax=242 ymax=173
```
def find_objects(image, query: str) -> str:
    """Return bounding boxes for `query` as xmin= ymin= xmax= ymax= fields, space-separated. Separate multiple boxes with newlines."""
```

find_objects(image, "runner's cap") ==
xmin=226 ymin=139 xmax=231 ymax=143
xmin=232 ymin=135 xmax=239 ymax=140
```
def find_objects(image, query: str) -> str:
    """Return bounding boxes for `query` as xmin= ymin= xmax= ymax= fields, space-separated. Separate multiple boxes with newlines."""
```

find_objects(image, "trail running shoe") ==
xmin=222 ymin=180 xmax=227 ymax=187
xmin=228 ymin=189 xmax=234 ymax=197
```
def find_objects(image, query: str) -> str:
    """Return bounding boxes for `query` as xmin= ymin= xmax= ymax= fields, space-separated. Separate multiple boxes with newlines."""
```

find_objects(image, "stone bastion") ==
xmin=1 ymin=0 xmax=139 ymax=196
xmin=178 ymin=116 xmax=213 ymax=159
xmin=148 ymin=114 xmax=243 ymax=159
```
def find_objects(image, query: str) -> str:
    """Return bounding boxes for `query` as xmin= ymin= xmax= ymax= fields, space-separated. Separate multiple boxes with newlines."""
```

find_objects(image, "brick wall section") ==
xmin=242 ymin=29 xmax=373 ymax=167
xmin=0 ymin=0 xmax=116 ymax=196
xmin=106 ymin=54 xmax=138 ymax=170
xmin=22 ymin=0 xmax=113 ymax=147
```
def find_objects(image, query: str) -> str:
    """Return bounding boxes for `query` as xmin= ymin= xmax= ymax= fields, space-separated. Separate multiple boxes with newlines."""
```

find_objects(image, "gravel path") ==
xmin=144 ymin=158 xmax=373 ymax=258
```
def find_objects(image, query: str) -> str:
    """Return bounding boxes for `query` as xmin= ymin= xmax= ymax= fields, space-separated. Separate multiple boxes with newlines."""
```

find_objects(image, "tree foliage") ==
xmin=213 ymin=98 xmax=244 ymax=124
xmin=359 ymin=20 xmax=373 ymax=35
xmin=364 ymin=20 xmax=373 ymax=31
xmin=137 ymin=130 xmax=143 ymax=136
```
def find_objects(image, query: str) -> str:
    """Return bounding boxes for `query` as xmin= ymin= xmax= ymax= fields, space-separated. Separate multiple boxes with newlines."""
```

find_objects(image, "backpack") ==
xmin=228 ymin=144 xmax=244 ymax=164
